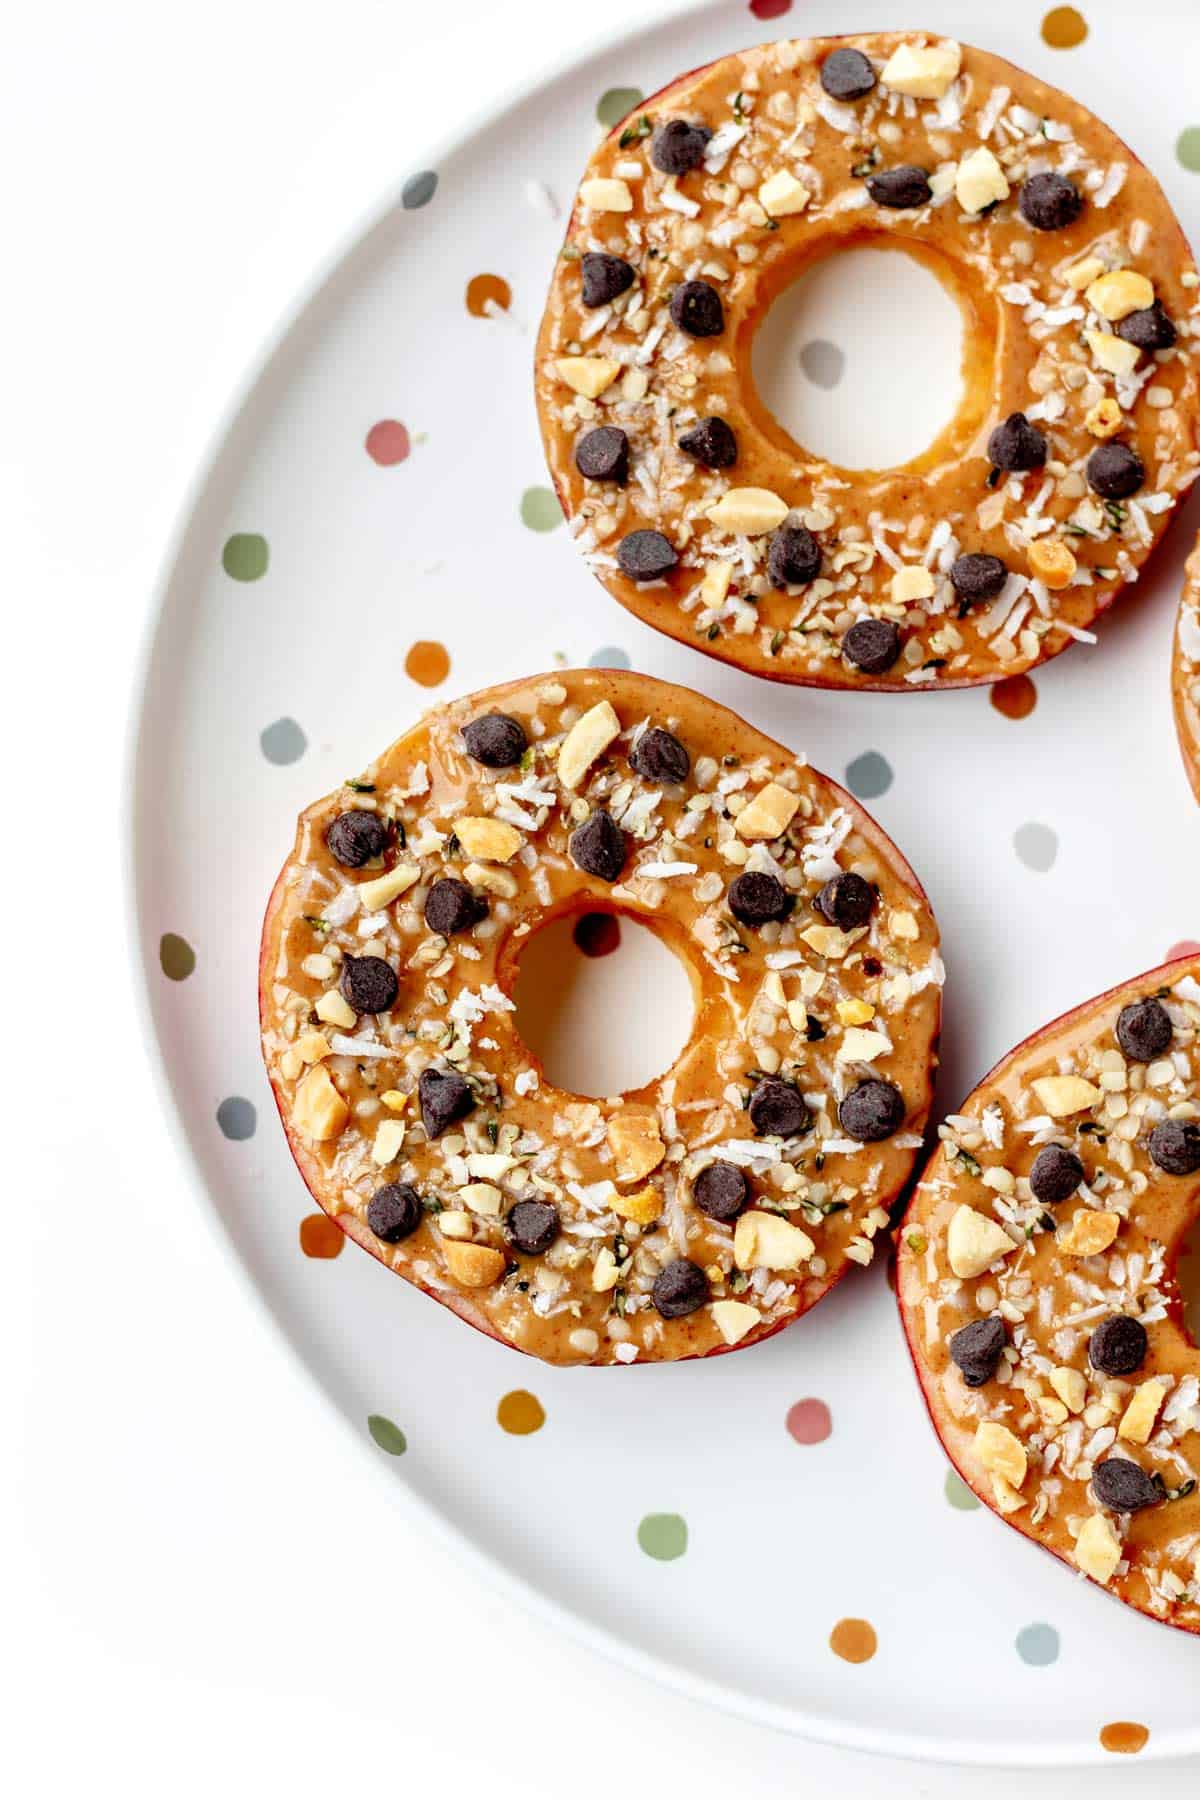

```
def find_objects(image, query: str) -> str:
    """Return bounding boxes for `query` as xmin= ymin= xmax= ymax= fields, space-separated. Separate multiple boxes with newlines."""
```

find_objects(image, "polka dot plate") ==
xmin=129 ymin=0 xmax=1200 ymax=1765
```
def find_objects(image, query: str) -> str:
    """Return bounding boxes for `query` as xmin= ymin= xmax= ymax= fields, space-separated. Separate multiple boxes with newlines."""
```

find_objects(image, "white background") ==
xmin=5 ymin=0 xmax=1193 ymax=1791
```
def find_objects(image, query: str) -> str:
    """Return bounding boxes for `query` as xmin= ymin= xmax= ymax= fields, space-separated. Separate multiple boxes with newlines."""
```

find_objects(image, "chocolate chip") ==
xmin=629 ymin=725 xmax=690 ymax=785
xmin=988 ymin=411 xmax=1047 ymax=473
xmin=693 ymin=1160 xmax=750 ymax=1223
xmin=748 ymin=1077 xmax=811 ymax=1139
xmin=617 ymin=529 xmax=677 ymax=581
xmin=1087 ymin=441 xmax=1144 ymax=500
xmin=839 ymin=1080 xmax=905 ymax=1142
xmin=651 ymin=1257 xmax=710 ymax=1318
xmin=669 ymin=279 xmax=724 ymax=337
xmin=650 ymin=119 xmax=712 ymax=176
xmin=950 ymin=553 xmax=1008 ymax=604
xmin=367 ymin=1182 xmax=422 ymax=1243
xmin=1089 ymin=1314 xmax=1148 ymax=1377
xmin=678 ymin=414 xmax=737 ymax=469
xmin=1116 ymin=301 xmax=1176 ymax=352
xmin=462 ymin=711 xmax=527 ymax=768
xmin=767 ymin=524 xmax=822 ymax=589
xmin=1117 ymin=996 xmax=1173 ymax=1063
xmin=424 ymin=877 xmax=484 ymax=939
xmin=418 ymin=1067 xmax=474 ymax=1139
xmin=815 ymin=872 xmax=875 ymax=931
xmin=820 ymin=47 xmax=876 ymax=100
xmin=575 ymin=425 xmax=629 ymax=484
xmin=728 ymin=870 xmax=790 ymax=927
xmin=843 ymin=617 xmax=901 ymax=675
xmin=326 ymin=809 xmax=387 ymax=868
xmin=507 ymin=1199 xmax=560 ymax=1256
xmin=1092 ymin=1458 xmax=1162 ymax=1514
xmin=1029 ymin=1143 xmax=1084 ymax=1205
xmin=1149 ymin=1117 xmax=1200 ymax=1176
xmin=1018 ymin=170 xmax=1083 ymax=232
xmin=339 ymin=954 xmax=398 ymax=1015
xmin=866 ymin=165 xmax=932 ymax=209
xmin=948 ymin=1315 xmax=1007 ymax=1388
xmin=569 ymin=809 xmax=626 ymax=882
xmin=580 ymin=250 xmax=635 ymax=308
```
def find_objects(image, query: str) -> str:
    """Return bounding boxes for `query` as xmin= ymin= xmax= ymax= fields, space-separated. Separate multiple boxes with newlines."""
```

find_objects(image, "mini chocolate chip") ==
xmin=948 ymin=1315 xmax=1007 ymax=1388
xmin=462 ymin=711 xmax=527 ymax=768
xmin=678 ymin=414 xmax=737 ymax=469
xmin=575 ymin=424 xmax=629 ymax=484
xmin=418 ymin=1067 xmax=475 ymax=1139
xmin=820 ymin=47 xmax=876 ymax=100
xmin=669 ymin=279 xmax=724 ymax=337
xmin=617 ymin=529 xmax=677 ymax=581
xmin=650 ymin=119 xmax=712 ymax=176
xmin=988 ymin=411 xmax=1047 ymax=473
xmin=424 ymin=877 xmax=484 ymax=939
xmin=652 ymin=1257 xmax=710 ymax=1319
xmin=1089 ymin=1313 xmax=1148 ymax=1377
xmin=326 ymin=809 xmax=387 ymax=868
xmin=1116 ymin=996 xmax=1173 ymax=1063
xmin=866 ymin=165 xmax=932 ymax=209
xmin=1029 ymin=1143 xmax=1084 ymax=1205
xmin=580 ymin=250 xmax=635 ymax=308
xmin=693 ymin=1160 xmax=750 ymax=1223
xmin=1087 ymin=441 xmax=1144 ymax=500
xmin=339 ymin=954 xmax=398 ymax=1015
xmin=1116 ymin=301 xmax=1176 ymax=352
xmin=767 ymin=524 xmax=822 ymax=589
xmin=367 ymin=1182 xmax=422 ymax=1243
xmin=728 ymin=870 xmax=790 ymax=927
xmin=815 ymin=872 xmax=875 ymax=931
xmin=569 ymin=809 xmax=627 ymax=882
xmin=950 ymin=553 xmax=1008 ymax=603
xmin=1018 ymin=170 xmax=1083 ymax=232
xmin=839 ymin=1079 xmax=906 ymax=1143
xmin=1149 ymin=1117 xmax=1200 ymax=1176
xmin=1092 ymin=1458 xmax=1162 ymax=1514
xmin=843 ymin=617 xmax=901 ymax=675
xmin=629 ymin=725 xmax=690 ymax=784
xmin=748 ymin=1077 xmax=811 ymax=1139
xmin=507 ymin=1199 xmax=560 ymax=1256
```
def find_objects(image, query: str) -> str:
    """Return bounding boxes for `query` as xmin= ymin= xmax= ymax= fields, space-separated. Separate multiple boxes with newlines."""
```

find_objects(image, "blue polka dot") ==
xmin=588 ymin=645 xmax=632 ymax=669
xmin=844 ymin=750 xmax=893 ymax=800
xmin=1014 ymin=821 xmax=1058 ymax=872
xmin=217 ymin=1097 xmax=257 ymax=1141
xmin=260 ymin=717 xmax=308 ymax=765
xmin=402 ymin=170 xmax=438 ymax=210
xmin=1015 ymin=1622 xmax=1060 ymax=1667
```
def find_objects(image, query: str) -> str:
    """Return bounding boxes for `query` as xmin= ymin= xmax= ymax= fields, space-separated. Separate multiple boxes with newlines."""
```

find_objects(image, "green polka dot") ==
xmin=596 ymin=86 xmax=643 ymax=129
xmin=637 ymin=1512 xmax=687 ymax=1560
xmin=159 ymin=932 xmax=195 ymax=981
xmin=402 ymin=170 xmax=438 ymax=210
xmin=944 ymin=1469 xmax=981 ymax=1511
xmin=1177 ymin=127 xmax=1200 ymax=173
xmin=520 ymin=486 xmax=563 ymax=532
xmin=222 ymin=533 xmax=269 ymax=581
xmin=367 ymin=1414 xmax=407 ymax=1456
xmin=844 ymin=750 xmax=893 ymax=800
xmin=1015 ymin=1622 xmax=1060 ymax=1666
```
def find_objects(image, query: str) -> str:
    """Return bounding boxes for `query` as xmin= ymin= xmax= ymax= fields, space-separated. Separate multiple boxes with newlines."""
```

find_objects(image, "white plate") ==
xmin=128 ymin=0 xmax=1200 ymax=1764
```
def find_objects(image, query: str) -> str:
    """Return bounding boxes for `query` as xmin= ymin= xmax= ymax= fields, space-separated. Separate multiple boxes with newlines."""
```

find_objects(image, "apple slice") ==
xmin=1172 ymin=532 xmax=1200 ymax=805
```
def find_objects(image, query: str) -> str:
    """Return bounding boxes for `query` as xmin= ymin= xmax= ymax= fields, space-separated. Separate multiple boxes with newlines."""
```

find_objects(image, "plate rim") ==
xmin=120 ymin=0 xmax=1200 ymax=1766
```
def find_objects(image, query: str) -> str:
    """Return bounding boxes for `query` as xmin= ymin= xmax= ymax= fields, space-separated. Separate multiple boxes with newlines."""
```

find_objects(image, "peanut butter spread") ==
xmin=259 ymin=670 xmax=942 ymax=1366
xmin=1172 ymin=534 xmax=1200 ymax=804
xmin=534 ymin=32 xmax=1200 ymax=690
xmin=897 ymin=959 xmax=1200 ymax=1632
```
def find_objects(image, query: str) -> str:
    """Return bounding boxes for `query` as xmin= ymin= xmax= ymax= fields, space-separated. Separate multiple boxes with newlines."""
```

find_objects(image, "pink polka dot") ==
xmin=365 ymin=420 xmax=411 ymax=466
xmin=786 ymin=1398 xmax=832 ymax=1445
xmin=750 ymin=0 xmax=792 ymax=17
xmin=1166 ymin=940 xmax=1200 ymax=961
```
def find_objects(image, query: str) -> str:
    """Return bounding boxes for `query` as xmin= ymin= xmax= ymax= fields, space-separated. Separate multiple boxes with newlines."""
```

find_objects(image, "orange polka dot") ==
xmin=1041 ymin=6 xmax=1088 ymax=49
xmin=829 ymin=1618 xmax=877 ymax=1663
xmin=405 ymin=640 xmax=450 ymax=688
xmin=466 ymin=273 xmax=512 ymax=317
xmin=497 ymin=1390 xmax=546 ymax=1435
xmin=1099 ymin=1722 xmax=1149 ymax=1755
xmin=299 ymin=1213 xmax=344 ymax=1258
xmin=991 ymin=674 xmax=1037 ymax=720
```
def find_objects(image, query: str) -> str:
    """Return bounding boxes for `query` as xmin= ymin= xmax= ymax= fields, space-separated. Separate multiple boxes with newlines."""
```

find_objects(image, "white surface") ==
xmin=6 ymin=0 xmax=1198 ymax=1792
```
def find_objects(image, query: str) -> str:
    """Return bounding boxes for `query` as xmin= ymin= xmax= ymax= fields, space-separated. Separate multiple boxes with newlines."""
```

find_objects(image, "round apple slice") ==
xmin=898 ymin=957 xmax=1200 ymax=1634
xmin=1172 ymin=533 xmax=1200 ymax=804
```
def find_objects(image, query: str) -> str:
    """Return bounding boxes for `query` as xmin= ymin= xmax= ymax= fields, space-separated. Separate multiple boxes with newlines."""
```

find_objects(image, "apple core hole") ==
xmin=513 ymin=911 xmax=695 ymax=1098
xmin=750 ymin=244 xmax=967 ymax=471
